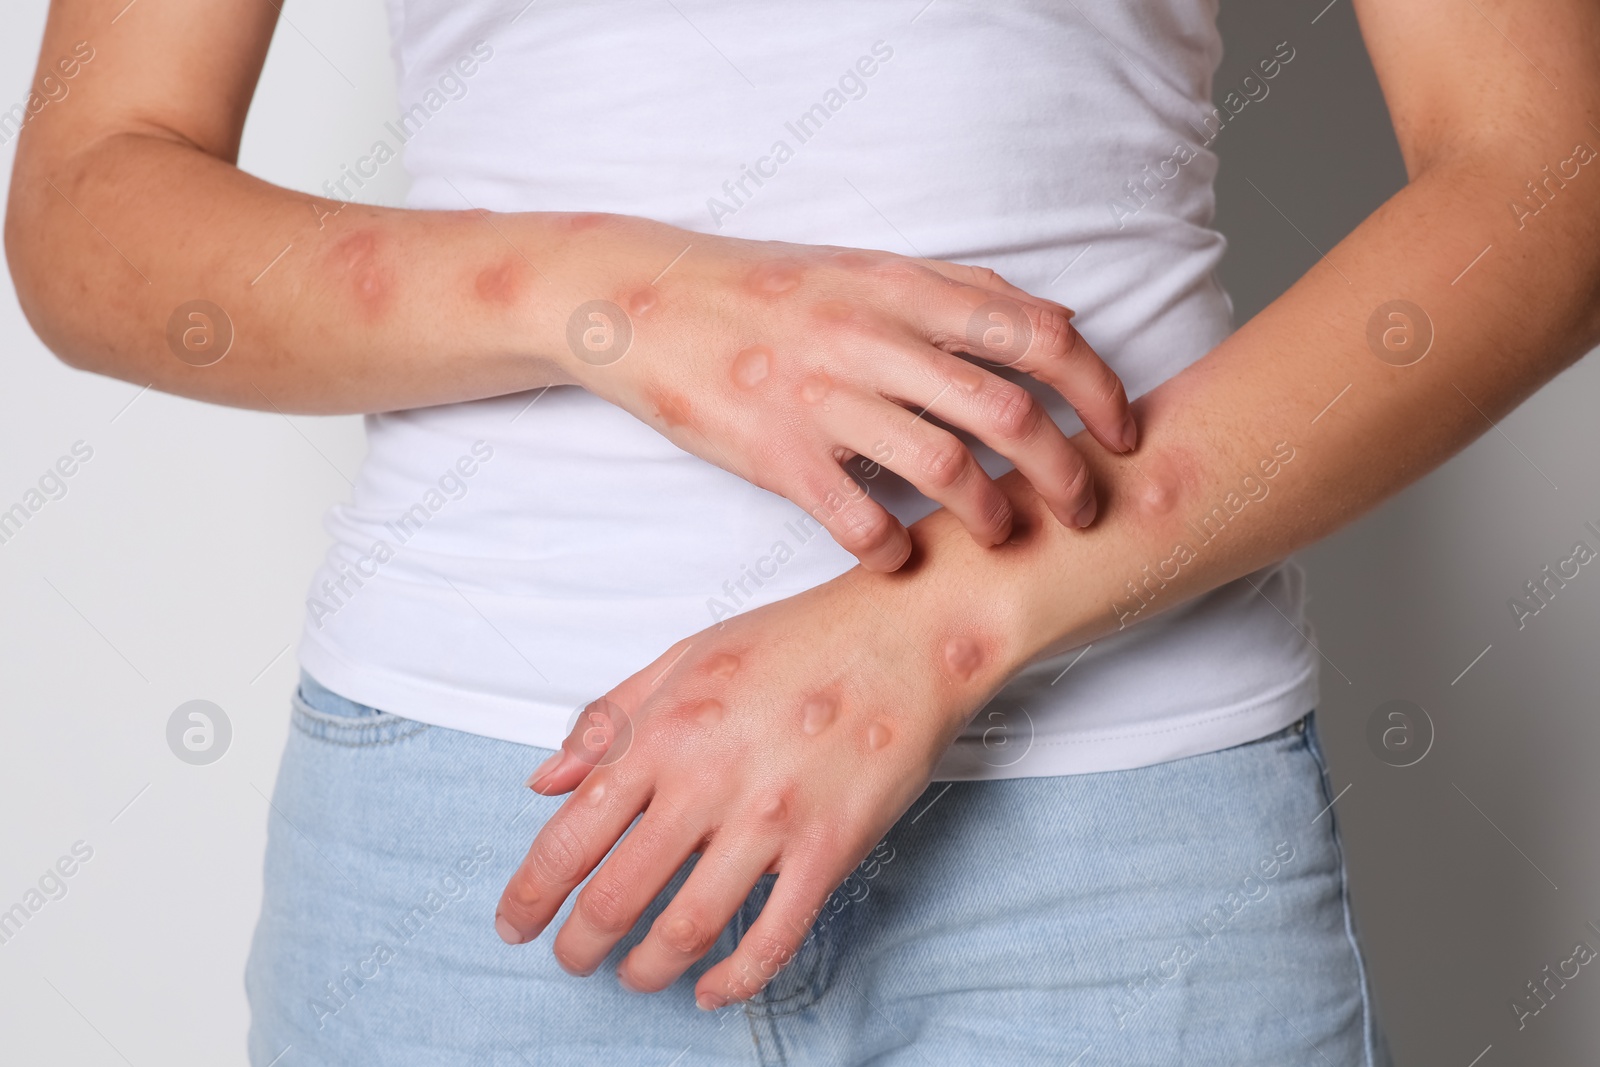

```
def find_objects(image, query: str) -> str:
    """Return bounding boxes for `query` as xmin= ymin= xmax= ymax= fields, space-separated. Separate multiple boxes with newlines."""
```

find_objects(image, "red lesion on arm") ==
xmin=626 ymin=286 xmax=660 ymax=317
xmin=646 ymin=385 xmax=696 ymax=432
xmin=940 ymin=634 xmax=986 ymax=682
xmin=745 ymin=261 xmax=804 ymax=296
xmin=326 ymin=230 xmax=392 ymax=322
xmin=473 ymin=255 xmax=528 ymax=308
xmin=1124 ymin=440 xmax=1198 ymax=525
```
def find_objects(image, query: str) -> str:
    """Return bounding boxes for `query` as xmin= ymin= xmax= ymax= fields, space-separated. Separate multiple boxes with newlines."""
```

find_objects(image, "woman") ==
xmin=9 ymin=0 xmax=1598 ymax=1062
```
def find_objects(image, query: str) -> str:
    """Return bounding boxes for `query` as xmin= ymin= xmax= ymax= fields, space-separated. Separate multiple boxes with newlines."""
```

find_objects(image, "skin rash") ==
xmin=646 ymin=386 xmax=696 ymax=431
xmin=328 ymin=230 xmax=392 ymax=322
xmin=473 ymin=255 xmax=527 ymax=307
xmin=745 ymin=261 xmax=803 ymax=296
xmin=626 ymin=286 xmax=659 ymax=317
xmin=730 ymin=344 xmax=772 ymax=388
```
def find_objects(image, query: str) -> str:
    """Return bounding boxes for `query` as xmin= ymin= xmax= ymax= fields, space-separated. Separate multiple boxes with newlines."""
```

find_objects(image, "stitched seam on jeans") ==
xmin=290 ymin=690 xmax=431 ymax=747
xmin=290 ymin=713 xmax=433 ymax=747
xmin=1307 ymin=721 xmax=1380 ymax=1066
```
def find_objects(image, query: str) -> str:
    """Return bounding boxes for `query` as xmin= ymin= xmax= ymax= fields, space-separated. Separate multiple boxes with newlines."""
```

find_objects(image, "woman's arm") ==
xmin=493 ymin=0 xmax=1600 ymax=1007
xmin=6 ymin=0 xmax=1139 ymax=570
xmin=884 ymin=0 xmax=1600 ymax=668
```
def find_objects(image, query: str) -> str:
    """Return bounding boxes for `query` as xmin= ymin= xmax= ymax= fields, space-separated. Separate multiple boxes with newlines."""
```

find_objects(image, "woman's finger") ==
xmin=525 ymin=697 xmax=633 ymax=795
xmin=495 ymin=769 xmax=649 ymax=949
xmin=818 ymin=387 xmax=1015 ymax=544
xmin=551 ymin=796 xmax=706 ymax=979
xmin=905 ymin=272 xmax=1137 ymax=455
xmin=863 ymin=341 xmax=1101 ymax=528
xmin=526 ymin=636 xmax=696 ymax=795
xmin=692 ymin=852 xmax=845 ymax=1008
xmin=775 ymin=459 xmax=911 ymax=572
xmin=616 ymin=828 xmax=779 ymax=996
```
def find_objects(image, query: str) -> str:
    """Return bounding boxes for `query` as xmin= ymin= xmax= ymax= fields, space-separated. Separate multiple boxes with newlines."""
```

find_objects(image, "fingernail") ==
xmin=696 ymin=991 xmax=728 ymax=1012
xmin=525 ymin=751 xmax=564 ymax=790
xmin=1073 ymin=495 xmax=1098 ymax=529
xmin=495 ymin=914 xmax=529 ymax=945
xmin=1119 ymin=412 xmax=1139 ymax=452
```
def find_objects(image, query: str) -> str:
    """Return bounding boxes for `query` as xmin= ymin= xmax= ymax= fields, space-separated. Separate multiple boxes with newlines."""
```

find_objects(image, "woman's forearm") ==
xmin=5 ymin=15 xmax=1134 ymax=566
xmin=6 ymin=129 xmax=591 ymax=414
xmin=867 ymin=147 xmax=1600 ymax=687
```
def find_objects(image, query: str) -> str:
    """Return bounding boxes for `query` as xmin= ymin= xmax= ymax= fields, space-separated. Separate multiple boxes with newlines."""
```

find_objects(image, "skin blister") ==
xmin=473 ymin=256 xmax=526 ymax=307
xmin=865 ymin=721 xmax=893 ymax=751
xmin=729 ymin=345 xmax=772 ymax=389
xmin=941 ymin=634 xmax=985 ymax=681
xmin=704 ymin=652 xmax=741 ymax=679
xmin=760 ymin=794 xmax=790 ymax=821
xmin=1130 ymin=444 xmax=1197 ymax=522
xmin=328 ymin=230 xmax=391 ymax=322
xmin=626 ymin=286 xmax=659 ymax=317
xmin=646 ymin=386 xmax=695 ymax=431
xmin=798 ymin=373 xmax=832 ymax=404
xmin=691 ymin=698 xmax=725 ymax=726
xmin=746 ymin=261 xmax=804 ymax=295
xmin=800 ymin=693 xmax=838 ymax=735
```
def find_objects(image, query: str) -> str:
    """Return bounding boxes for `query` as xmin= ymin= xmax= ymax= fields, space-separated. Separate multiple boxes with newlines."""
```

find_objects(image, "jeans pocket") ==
xmin=290 ymin=672 xmax=430 ymax=748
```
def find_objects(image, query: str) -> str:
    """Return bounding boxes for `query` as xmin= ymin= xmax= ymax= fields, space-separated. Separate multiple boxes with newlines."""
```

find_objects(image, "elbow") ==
xmin=5 ymin=180 xmax=98 ymax=373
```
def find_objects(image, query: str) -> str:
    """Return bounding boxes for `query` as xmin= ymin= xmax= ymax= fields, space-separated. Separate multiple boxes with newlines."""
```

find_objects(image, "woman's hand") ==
xmin=491 ymin=564 xmax=1022 ymax=1007
xmin=543 ymin=214 xmax=1136 ymax=570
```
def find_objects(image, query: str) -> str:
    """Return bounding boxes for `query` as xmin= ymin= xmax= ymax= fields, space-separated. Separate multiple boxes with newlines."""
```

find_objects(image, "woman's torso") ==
xmin=296 ymin=0 xmax=1319 ymax=778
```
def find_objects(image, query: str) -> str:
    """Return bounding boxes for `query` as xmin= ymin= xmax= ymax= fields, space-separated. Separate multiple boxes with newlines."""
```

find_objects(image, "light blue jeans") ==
xmin=246 ymin=672 xmax=1391 ymax=1065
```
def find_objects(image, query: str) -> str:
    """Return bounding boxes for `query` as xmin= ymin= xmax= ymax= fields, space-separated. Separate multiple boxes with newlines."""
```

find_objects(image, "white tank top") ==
xmin=296 ymin=0 xmax=1318 ymax=779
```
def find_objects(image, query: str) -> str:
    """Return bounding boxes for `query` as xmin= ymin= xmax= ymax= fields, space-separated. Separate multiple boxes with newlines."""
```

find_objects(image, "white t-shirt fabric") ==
xmin=296 ymin=0 xmax=1319 ymax=780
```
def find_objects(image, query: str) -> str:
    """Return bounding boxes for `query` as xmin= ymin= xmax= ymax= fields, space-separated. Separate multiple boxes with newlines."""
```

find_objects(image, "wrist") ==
xmin=515 ymin=211 xmax=687 ymax=395
xmin=842 ymin=488 xmax=1058 ymax=727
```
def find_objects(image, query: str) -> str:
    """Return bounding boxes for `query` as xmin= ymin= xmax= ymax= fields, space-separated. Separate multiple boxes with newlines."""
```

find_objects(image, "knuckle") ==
xmin=919 ymin=437 xmax=969 ymax=490
xmin=967 ymin=265 xmax=1001 ymax=287
xmin=658 ymin=912 xmax=716 ymax=957
xmin=1032 ymin=305 xmax=1076 ymax=361
xmin=986 ymin=383 xmax=1040 ymax=441
xmin=503 ymin=873 xmax=542 ymax=915
xmin=742 ymin=932 xmax=799 ymax=979
xmin=1093 ymin=363 xmax=1128 ymax=409
xmin=977 ymin=488 xmax=1012 ymax=534
xmin=1062 ymin=458 xmax=1092 ymax=503
xmin=866 ymin=256 xmax=926 ymax=287
xmin=530 ymin=821 xmax=586 ymax=885
xmin=834 ymin=504 xmax=895 ymax=555
xmin=576 ymin=877 xmax=633 ymax=935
